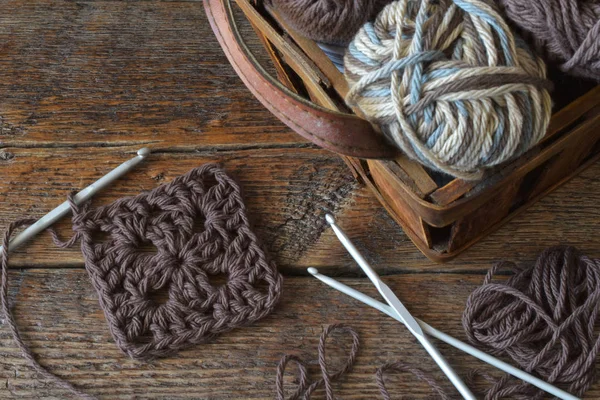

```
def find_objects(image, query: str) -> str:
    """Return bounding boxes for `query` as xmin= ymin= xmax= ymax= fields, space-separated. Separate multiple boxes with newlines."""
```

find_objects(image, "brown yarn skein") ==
xmin=271 ymin=0 xmax=393 ymax=45
xmin=463 ymin=246 xmax=600 ymax=399
xmin=498 ymin=0 xmax=600 ymax=81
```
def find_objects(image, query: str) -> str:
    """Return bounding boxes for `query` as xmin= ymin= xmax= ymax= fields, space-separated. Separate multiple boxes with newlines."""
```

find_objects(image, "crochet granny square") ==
xmin=70 ymin=164 xmax=282 ymax=360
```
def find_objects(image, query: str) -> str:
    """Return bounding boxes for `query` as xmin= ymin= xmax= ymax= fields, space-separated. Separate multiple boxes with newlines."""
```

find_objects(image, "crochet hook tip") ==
xmin=137 ymin=147 xmax=151 ymax=158
xmin=307 ymin=267 xmax=319 ymax=275
xmin=325 ymin=214 xmax=335 ymax=225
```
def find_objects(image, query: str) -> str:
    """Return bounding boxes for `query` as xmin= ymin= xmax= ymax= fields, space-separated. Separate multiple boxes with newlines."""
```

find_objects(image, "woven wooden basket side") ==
xmin=231 ymin=0 xmax=600 ymax=261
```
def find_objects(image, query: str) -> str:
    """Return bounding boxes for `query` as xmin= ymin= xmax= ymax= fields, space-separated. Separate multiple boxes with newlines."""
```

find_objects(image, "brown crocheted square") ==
xmin=71 ymin=164 xmax=282 ymax=360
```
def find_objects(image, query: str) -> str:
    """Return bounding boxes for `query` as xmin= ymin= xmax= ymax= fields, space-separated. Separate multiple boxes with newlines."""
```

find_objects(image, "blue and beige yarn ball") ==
xmin=344 ymin=0 xmax=553 ymax=179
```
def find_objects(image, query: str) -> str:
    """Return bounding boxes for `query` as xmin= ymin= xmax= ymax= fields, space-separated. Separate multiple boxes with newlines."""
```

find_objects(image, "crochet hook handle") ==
xmin=325 ymin=213 xmax=381 ymax=279
xmin=1 ymin=147 xmax=151 ymax=253
xmin=416 ymin=333 xmax=476 ymax=400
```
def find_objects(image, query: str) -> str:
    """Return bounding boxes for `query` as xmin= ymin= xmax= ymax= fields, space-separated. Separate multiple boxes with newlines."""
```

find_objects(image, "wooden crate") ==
xmin=208 ymin=0 xmax=600 ymax=261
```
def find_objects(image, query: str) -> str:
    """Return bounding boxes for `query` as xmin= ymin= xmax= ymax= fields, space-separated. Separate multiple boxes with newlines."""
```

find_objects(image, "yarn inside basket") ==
xmin=271 ymin=0 xmax=393 ymax=45
xmin=344 ymin=0 xmax=553 ymax=180
xmin=498 ymin=0 xmax=600 ymax=81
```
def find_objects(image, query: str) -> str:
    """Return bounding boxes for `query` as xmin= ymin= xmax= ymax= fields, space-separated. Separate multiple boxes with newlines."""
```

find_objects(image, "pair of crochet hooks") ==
xmin=0 ymin=148 xmax=151 ymax=254
xmin=308 ymin=214 xmax=579 ymax=400
xmin=319 ymin=214 xmax=475 ymax=399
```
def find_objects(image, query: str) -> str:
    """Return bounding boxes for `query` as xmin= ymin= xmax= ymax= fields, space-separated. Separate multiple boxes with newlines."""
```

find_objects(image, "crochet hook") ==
xmin=325 ymin=214 xmax=476 ymax=400
xmin=307 ymin=268 xmax=580 ymax=400
xmin=1 ymin=147 xmax=151 ymax=254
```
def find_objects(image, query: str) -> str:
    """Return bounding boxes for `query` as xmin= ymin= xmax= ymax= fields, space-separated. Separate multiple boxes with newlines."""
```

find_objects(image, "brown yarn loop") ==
xmin=463 ymin=246 xmax=600 ymax=398
xmin=498 ymin=0 xmax=600 ymax=80
xmin=275 ymin=324 xmax=450 ymax=399
xmin=1 ymin=164 xmax=283 ymax=398
xmin=270 ymin=0 xmax=393 ymax=45
xmin=1 ymin=219 xmax=96 ymax=399
xmin=466 ymin=369 xmax=548 ymax=400
xmin=275 ymin=324 xmax=361 ymax=399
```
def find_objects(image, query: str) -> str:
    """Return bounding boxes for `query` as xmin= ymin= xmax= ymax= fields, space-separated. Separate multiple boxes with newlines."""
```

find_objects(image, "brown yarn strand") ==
xmin=275 ymin=324 xmax=361 ymax=400
xmin=1 ymin=164 xmax=283 ymax=397
xmin=465 ymin=369 xmax=546 ymax=400
xmin=463 ymin=246 xmax=600 ymax=399
xmin=275 ymin=324 xmax=451 ymax=399
xmin=270 ymin=0 xmax=393 ymax=45
xmin=1 ymin=219 xmax=96 ymax=399
xmin=498 ymin=0 xmax=600 ymax=80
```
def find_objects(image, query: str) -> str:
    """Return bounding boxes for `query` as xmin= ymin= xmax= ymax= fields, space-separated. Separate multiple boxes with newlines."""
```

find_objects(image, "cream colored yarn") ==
xmin=344 ymin=0 xmax=553 ymax=180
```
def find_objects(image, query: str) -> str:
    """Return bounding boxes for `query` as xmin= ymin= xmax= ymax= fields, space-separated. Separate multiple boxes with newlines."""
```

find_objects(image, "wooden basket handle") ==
xmin=203 ymin=0 xmax=398 ymax=159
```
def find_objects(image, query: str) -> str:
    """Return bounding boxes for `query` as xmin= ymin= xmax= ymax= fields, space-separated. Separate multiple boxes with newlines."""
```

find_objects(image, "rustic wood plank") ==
xmin=0 ymin=145 xmax=389 ymax=271
xmin=0 ymin=0 xmax=303 ymax=148
xmin=394 ymin=156 xmax=439 ymax=197
xmin=368 ymin=160 xmax=432 ymax=247
xmin=0 ymin=2 xmax=597 ymax=399
xmin=0 ymin=146 xmax=598 ymax=273
xmin=3 ymin=269 xmax=590 ymax=399
xmin=428 ymin=179 xmax=477 ymax=206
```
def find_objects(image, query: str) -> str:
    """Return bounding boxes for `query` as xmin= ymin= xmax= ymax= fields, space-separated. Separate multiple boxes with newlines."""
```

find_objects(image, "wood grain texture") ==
xmin=0 ymin=1 xmax=598 ymax=399
xmin=0 ymin=146 xmax=599 ymax=273
xmin=5 ymin=269 xmax=594 ymax=399
xmin=0 ymin=0 xmax=301 ymax=148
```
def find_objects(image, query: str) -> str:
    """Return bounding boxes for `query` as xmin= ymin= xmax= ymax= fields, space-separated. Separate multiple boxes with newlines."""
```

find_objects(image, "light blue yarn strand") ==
xmin=361 ymin=88 xmax=393 ymax=98
xmin=408 ymin=0 xmax=429 ymax=110
xmin=424 ymin=68 xmax=461 ymax=80
xmin=364 ymin=23 xmax=381 ymax=46
xmin=452 ymin=0 xmax=515 ymax=65
xmin=426 ymin=123 xmax=446 ymax=149
xmin=356 ymin=51 xmax=446 ymax=87
xmin=456 ymin=101 xmax=469 ymax=118
xmin=348 ymin=42 xmax=380 ymax=67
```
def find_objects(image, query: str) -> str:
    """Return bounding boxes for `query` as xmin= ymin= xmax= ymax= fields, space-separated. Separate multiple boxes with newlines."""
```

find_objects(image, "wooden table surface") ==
xmin=0 ymin=1 xmax=599 ymax=399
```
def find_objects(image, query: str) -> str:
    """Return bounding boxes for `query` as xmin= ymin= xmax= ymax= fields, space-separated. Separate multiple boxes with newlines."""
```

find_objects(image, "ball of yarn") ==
xmin=344 ymin=0 xmax=553 ymax=179
xmin=463 ymin=246 xmax=600 ymax=398
xmin=498 ymin=0 xmax=600 ymax=81
xmin=271 ymin=0 xmax=393 ymax=45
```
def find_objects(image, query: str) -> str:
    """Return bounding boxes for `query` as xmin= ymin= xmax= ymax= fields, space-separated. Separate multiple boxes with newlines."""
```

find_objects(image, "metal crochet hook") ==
xmin=307 ymin=269 xmax=580 ymax=400
xmin=324 ymin=214 xmax=476 ymax=400
xmin=1 ymin=147 xmax=151 ymax=254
